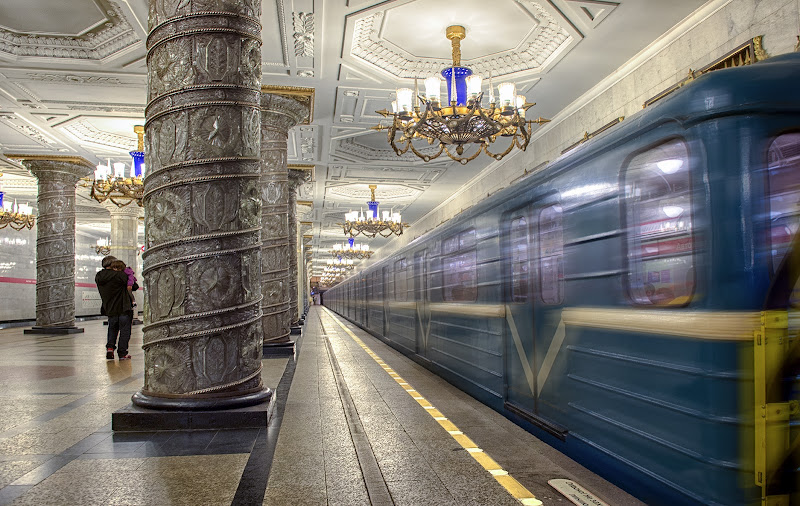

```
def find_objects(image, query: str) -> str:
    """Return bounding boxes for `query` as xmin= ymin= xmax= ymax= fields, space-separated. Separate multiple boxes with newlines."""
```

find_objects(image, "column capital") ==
xmin=261 ymin=85 xmax=314 ymax=124
xmin=260 ymin=92 xmax=311 ymax=133
xmin=102 ymin=200 xmax=143 ymax=219
xmin=5 ymin=154 xmax=94 ymax=181
xmin=288 ymin=167 xmax=311 ymax=189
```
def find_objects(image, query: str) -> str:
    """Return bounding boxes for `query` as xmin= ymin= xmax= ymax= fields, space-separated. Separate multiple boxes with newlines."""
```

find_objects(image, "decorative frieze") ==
xmin=293 ymin=12 xmax=314 ymax=58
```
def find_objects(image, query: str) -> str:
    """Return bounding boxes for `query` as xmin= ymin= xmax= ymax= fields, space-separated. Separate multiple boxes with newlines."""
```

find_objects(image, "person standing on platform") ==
xmin=96 ymin=255 xmax=133 ymax=360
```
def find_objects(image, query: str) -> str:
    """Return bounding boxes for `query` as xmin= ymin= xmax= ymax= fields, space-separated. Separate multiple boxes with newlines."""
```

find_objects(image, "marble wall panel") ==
xmin=0 ymin=226 xmax=132 ymax=321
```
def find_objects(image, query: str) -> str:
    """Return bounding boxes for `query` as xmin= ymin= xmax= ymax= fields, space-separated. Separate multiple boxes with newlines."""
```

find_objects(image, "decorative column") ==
xmin=288 ymin=168 xmax=310 ymax=327
xmin=5 ymin=155 xmax=93 ymax=334
xmin=103 ymin=202 xmax=142 ymax=317
xmin=132 ymin=0 xmax=267 ymax=411
xmin=259 ymin=90 xmax=309 ymax=353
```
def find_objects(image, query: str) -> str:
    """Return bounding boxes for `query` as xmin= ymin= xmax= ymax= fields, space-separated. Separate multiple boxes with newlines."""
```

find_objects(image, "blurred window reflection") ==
xmin=511 ymin=217 xmax=529 ymax=302
xmin=539 ymin=205 xmax=564 ymax=305
xmin=767 ymin=132 xmax=800 ymax=277
xmin=443 ymin=229 xmax=477 ymax=302
xmin=395 ymin=258 xmax=408 ymax=301
xmin=625 ymin=139 xmax=695 ymax=306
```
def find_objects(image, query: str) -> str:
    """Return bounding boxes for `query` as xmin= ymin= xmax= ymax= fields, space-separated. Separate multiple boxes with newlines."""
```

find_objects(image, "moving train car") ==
xmin=325 ymin=52 xmax=800 ymax=505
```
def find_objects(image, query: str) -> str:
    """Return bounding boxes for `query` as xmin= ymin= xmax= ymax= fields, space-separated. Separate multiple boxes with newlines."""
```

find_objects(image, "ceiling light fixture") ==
xmin=94 ymin=237 xmax=111 ymax=256
xmin=373 ymin=25 xmax=550 ymax=165
xmin=327 ymin=258 xmax=355 ymax=270
xmin=88 ymin=126 xmax=145 ymax=208
xmin=0 ymin=191 xmax=35 ymax=231
xmin=341 ymin=185 xmax=407 ymax=238
xmin=332 ymin=237 xmax=373 ymax=259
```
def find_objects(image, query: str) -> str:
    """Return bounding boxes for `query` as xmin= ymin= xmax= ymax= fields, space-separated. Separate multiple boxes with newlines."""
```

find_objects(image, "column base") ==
xmin=24 ymin=326 xmax=84 ymax=335
xmin=113 ymin=389 xmax=274 ymax=431
xmin=263 ymin=340 xmax=296 ymax=357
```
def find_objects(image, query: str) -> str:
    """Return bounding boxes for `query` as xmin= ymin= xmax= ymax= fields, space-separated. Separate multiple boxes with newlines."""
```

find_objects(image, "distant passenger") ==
xmin=96 ymin=256 xmax=133 ymax=361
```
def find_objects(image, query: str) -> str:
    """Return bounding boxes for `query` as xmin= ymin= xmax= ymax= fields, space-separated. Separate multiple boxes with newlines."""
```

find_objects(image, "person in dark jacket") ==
xmin=96 ymin=255 xmax=132 ymax=360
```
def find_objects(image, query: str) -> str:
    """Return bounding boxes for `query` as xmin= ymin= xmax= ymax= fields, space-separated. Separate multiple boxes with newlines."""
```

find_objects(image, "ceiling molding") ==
xmin=0 ymin=0 xmax=141 ymax=62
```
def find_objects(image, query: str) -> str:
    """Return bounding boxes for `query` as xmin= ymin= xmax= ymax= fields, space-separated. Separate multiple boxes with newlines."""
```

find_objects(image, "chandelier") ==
xmin=0 ymin=191 xmax=35 ymax=231
xmin=332 ymin=237 xmax=373 ymax=259
xmin=373 ymin=25 xmax=550 ymax=165
xmin=327 ymin=258 xmax=355 ymax=270
xmin=89 ymin=126 xmax=145 ymax=208
xmin=342 ymin=185 xmax=407 ymax=238
xmin=94 ymin=237 xmax=111 ymax=256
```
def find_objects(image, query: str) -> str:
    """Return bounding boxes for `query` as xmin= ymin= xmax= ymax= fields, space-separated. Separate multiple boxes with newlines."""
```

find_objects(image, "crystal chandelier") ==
xmin=89 ymin=126 xmax=145 ymax=208
xmin=0 ymin=191 xmax=35 ymax=231
xmin=342 ymin=185 xmax=407 ymax=238
xmin=374 ymin=25 xmax=550 ymax=165
xmin=94 ymin=237 xmax=111 ymax=256
xmin=332 ymin=237 xmax=373 ymax=259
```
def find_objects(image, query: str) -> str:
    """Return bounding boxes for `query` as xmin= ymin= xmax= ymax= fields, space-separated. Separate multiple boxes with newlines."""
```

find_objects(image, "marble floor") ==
xmin=0 ymin=308 xmax=642 ymax=505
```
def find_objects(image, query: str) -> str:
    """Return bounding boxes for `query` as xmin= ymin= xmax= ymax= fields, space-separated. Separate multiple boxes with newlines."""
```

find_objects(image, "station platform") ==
xmin=0 ymin=306 xmax=643 ymax=505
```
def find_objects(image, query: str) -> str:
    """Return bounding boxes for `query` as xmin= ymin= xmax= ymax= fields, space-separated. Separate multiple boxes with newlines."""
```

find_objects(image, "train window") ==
xmin=539 ymin=205 xmax=564 ymax=304
xmin=624 ymin=139 xmax=694 ymax=306
xmin=442 ymin=229 xmax=477 ymax=302
xmin=767 ymin=133 xmax=800 ymax=272
xmin=510 ymin=217 xmax=529 ymax=302
xmin=395 ymin=259 xmax=408 ymax=301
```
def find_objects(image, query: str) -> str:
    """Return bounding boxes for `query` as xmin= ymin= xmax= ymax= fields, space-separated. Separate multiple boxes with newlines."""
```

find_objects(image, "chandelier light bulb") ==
xmin=466 ymin=75 xmax=482 ymax=100
xmin=516 ymin=95 xmax=527 ymax=117
xmin=396 ymin=88 xmax=413 ymax=113
xmin=391 ymin=100 xmax=398 ymax=113
xmin=425 ymin=77 xmax=441 ymax=103
xmin=113 ymin=162 xmax=126 ymax=178
xmin=498 ymin=82 xmax=516 ymax=108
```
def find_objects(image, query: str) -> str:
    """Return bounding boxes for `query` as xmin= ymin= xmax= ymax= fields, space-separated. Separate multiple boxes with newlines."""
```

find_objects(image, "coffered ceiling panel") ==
xmin=0 ymin=0 xmax=143 ymax=63
xmin=343 ymin=0 xmax=581 ymax=80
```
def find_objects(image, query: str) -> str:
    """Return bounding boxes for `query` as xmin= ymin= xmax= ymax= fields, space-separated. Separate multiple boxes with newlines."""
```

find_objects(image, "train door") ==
xmin=414 ymin=250 xmax=430 ymax=357
xmin=504 ymin=211 xmax=537 ymax=412
xmin=364 ymin=275 xmax=370 ymax=329
xmin=381 ymin=266 xmax=389 ymax=336
xmin=758 ymin=132 xmax=800 ymax=500
xmin=503 ymin=198 xmax=565 ymax=425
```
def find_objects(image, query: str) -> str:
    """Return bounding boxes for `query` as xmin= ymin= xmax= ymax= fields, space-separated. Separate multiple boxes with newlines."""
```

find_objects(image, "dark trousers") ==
xmin=106 ymin=312 xmax=132 ymax=356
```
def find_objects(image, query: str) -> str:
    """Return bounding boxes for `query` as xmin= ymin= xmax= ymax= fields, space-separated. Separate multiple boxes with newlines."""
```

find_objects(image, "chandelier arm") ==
xmin=388 ymin=131 xmax=412 ymax=156
xmin=443 ymin=144 xmax=483 ymax=165
xmin=408 ymin=142 xmax=444 ymax=162
xmin=482 ymin=137 xmax=517 ymax=161
xmin=515 ymin=124 xmax=531 ymax=150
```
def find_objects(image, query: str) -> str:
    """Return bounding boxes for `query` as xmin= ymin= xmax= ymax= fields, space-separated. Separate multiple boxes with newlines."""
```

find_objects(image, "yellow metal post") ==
xmin=754 ymin=310 xmax=794 ymax=504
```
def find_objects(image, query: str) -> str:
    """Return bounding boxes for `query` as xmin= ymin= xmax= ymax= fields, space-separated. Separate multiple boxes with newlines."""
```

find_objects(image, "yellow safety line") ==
xmin=321 ymin=307 xmax=543 ymax=506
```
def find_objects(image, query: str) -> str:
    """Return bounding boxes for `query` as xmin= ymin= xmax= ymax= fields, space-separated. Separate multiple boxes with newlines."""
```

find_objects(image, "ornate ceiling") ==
xmin=0 ymin=0 xmax=708 ymax=276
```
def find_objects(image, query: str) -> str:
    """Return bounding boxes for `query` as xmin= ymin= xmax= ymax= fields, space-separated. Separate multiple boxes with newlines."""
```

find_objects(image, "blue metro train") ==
xmin=325 ymin=52 xmax=800 ymax=505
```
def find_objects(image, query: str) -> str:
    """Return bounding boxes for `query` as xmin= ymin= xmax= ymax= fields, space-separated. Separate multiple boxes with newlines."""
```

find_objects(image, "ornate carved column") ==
xmin=6 ymin=155 xmax=93 ymax=334
xmin=134 ymin=0 xmax=267 ymax=410
xmin=288 ymin=169 xmax=310 ymax=326
xmin=103 ymin=202 xmax=142 ymax=313
xmin=259 ymin=92 xmax=308 ymax=351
